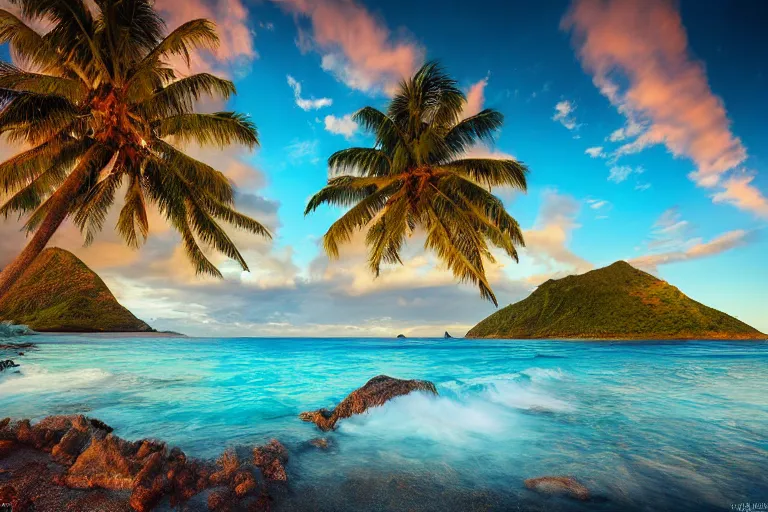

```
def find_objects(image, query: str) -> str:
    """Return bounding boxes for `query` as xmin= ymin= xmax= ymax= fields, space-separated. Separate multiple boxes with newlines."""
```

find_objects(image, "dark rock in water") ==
xmin=444 ymin=331 xmax=453 ymax=339
xmin=17 ymin=352 xmax=23 ymax=356
xmin=253 ymin=439 xmax=288 ymax=481
xmin=0 ymin=342 xmax=35 ymax=350
xmin=308 ymin=438 xmax=330 ymax=449
xmin=524 ymin=476 xmax=590 ymax=501
xmin=0 ymin=359 xmax=19 ymax=371
xmin=300 ymin=375 xmax=438 ymax=431
xmin=396 ymin=334 xmax=406 ymax=338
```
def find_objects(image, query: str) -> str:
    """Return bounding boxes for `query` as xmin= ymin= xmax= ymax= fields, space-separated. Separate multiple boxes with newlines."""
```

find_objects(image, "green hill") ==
xmin=466 ymin=261 xmax=765 ymax=340
xmin=0 ymin=248 xmax=153 ymax=332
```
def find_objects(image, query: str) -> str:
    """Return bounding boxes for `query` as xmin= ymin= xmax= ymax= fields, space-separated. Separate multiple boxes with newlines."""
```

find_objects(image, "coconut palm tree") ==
xmin=0 ymin=0 xmax=269 ymax=300
xmin=305 ymin=62 xmax=528 ymax=305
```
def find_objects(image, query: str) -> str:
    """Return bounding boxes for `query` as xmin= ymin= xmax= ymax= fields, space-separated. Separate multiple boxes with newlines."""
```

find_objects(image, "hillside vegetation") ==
xmin=0 ymin=248 xmax=152 ymax=332
xmin=466 ymin=261 xmax=765 ymax=340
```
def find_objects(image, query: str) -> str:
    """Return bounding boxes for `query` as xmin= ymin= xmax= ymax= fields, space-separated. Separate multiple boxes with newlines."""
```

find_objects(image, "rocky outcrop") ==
xmin=0 ymin=415 xmax=283 ymax=511
xmin=0 ymin=359 xmax=19 ymax=371
xmin=253 ymin=439 xmax=288 ymax=482
xmin=396 ymin=334 xmax=406 ymax=338
xmin=444 ymin=331 xmax=453 ymax=338
xmin=524 ymin=476 xmax=590 ymax=501
xmin=299 ymin=375 xmax=438 ymax=431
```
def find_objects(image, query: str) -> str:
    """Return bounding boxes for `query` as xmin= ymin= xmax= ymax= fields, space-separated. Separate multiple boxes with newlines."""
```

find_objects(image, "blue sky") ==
xmin=1 ymin=0 xmax=766 ymax=335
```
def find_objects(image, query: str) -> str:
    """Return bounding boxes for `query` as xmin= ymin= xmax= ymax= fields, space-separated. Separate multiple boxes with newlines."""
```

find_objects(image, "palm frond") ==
xmin=116 ymin=174 xmax=149 ymax=248
xmin=328 ymin=147 xmax=391 ymax=177
xmin=0 ymin=62 xmax=86 ymax=103
xmin=156 ymin=112 xmax=258 ymax=149
xmin=444 ymin=109 xmax=504 ymax=156
xmin=441 ymin=158 xmax=528 ymax=189
xmin=141 ymin=18 xmax=218 ymax=68
xmin=0 ymin=9 xmax=61 ymax=73
xmin=137 ymin=73 xmax=235 ymax=118
xmin=151 ymin=140 xmax=234 ymax=203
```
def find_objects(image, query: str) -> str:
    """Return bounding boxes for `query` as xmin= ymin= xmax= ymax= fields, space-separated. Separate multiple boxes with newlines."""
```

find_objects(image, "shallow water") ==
xmin=1 ymin=335 xmax=767 ymax=511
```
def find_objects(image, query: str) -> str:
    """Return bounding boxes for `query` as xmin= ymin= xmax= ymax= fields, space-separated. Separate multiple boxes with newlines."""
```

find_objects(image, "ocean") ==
xmin=1 ymin=335 xmax=767 ymax=511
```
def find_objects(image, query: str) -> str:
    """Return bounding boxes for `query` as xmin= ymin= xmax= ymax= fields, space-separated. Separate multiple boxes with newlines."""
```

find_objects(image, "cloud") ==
xmin=608 ymin=165 xmax=643 ymax=183
xmin=608 ymin=119 xmax=644 ymax=142
xmin=154 ymin=0 xmax=257 ymax=75
xmin=629 ymin=230 xmax=754 ymax=273
xmin=463 ymin=76 xmax=489 ymax=118
xmin=324 ymin=114 xmax=359 ymax=138
xmin=552 ymin=100 xmax=579 ymax=130
xmin=522 ymin=191 xmax=593 ymax=278
xmin=586 ymin=199 xmax=608 ymax=210
xmin=712 ymin=174 xmax=768 ymax=217
xmin=285 ymin=139 xmax=320 ymax=164
xmin=287 ymin=75 xmax=333 ymax=111
xmin=585 ymin=146 xmax=606 ymax=158
xmin=635 ymin=182 xmax=652 ymax=192
xmin=562 ymin=0 xmax=768 ymax=217
xmin=274 ymin=0 xmax=424 ymax=94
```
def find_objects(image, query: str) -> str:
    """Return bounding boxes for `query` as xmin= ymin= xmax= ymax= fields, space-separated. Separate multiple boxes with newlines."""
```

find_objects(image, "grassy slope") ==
xmin=0 ymin=247 xmax=152 ymax=332
xmin=467 ymin=261 xmax=765 ymax=339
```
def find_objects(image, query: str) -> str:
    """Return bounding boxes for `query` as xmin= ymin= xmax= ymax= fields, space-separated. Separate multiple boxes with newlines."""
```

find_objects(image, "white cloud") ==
xmin=287 ymin=75 xmax=333 ymax=111
xmin=587 ymin=199 xmax=608 ymax=210
xmin=286 ymin=139 xmax=320 ymax=164
xmin=585 ymin=146 xmax=605 ymax=158
xmin=608 ymin=165 xmax=636 ymax=183
xmin=324 ymin=114 xmax=359 ymax=139
xmin=552 ymin=100 xmax=579 ymax=130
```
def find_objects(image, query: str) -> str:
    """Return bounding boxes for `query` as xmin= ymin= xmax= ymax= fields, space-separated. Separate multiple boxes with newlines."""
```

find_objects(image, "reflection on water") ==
xmin=1 ymin=336 xmax=767 ymax=511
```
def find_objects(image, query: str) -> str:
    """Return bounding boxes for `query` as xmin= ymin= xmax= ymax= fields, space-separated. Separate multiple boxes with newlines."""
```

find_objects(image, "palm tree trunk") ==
xmin=0 ymin=158 xmax=91 ymax=302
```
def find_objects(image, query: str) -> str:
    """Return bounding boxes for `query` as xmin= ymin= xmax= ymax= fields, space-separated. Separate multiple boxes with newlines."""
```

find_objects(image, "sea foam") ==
xmin=0 ymin=364 xmax=112 ymax=394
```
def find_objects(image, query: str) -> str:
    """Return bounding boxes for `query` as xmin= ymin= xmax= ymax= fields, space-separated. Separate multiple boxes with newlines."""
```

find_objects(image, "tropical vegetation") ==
xmin=0 ymin=0 xmax=268 ymax=301
xmin=306 ymin=62 xmax=528 ymax=305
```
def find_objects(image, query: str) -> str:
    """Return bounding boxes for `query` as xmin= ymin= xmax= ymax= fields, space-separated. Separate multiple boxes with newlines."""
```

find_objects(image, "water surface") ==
xmin=1 ymin=335 xmax=767 ymax=511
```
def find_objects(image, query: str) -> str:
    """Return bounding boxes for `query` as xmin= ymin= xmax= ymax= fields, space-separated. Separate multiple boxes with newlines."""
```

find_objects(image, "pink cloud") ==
xmin=154 ymin=0 xmax=256 ymax=75
xmin=463 ymin=77 xmax=488 ymax=118
xmin=273 ymin=0 xmax=424 ymax=93
xmin=629 ymin=229 xmax=752 ymax=273
xmin=712 ymin=174 xmax=768 ymax=217
xmin=562 ymin=0 xmax=768 ymax=217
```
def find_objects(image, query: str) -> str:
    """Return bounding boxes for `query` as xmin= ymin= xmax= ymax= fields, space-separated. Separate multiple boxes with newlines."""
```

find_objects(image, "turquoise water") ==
xmin=1 ymin=335 xmax=767 ymax=511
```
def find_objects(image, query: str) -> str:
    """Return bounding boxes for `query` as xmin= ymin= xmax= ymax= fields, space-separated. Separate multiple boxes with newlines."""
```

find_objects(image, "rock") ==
xmin=299 ymin=375 xmax=438 ymax=431
xmin=210 ymin=449 xmax=240 ymax=486
xmin=64 ymin=434 xmax=142 ymax=489
xmin=396 ymin=334 xmax=406 ymax=338
xmin=444 ymin=331 xmax=453 ymax=339
xmin=208 ymin=488 xmax=236 ymax=512
xmin=524 ymin=476 xmax=590 ymax=501
xmin=17 ymin=352 xmax=23 ymax=356
xmin=253 ymin=440 xmax=288 ymax=482
xmin=129 ymin=451 xmax=167 ymax=512
xmin=0 ymin=359 xmax=19 ymax=371
xmin=233 ymin=471 xmax=258 ymax=498
xmin=308 ymin=437 xmax=330 ymax=449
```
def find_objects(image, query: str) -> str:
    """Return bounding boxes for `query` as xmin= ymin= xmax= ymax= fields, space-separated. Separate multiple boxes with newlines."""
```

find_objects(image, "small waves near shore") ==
xmin=2 ymin=335 xmax=767 ymax=511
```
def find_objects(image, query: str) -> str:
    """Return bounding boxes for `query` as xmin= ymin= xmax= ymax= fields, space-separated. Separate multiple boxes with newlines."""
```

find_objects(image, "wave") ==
xmin=337 ymin=367 xmax=575 ymax=444
xmin=0 ymin=364 xmax=112 ymax=395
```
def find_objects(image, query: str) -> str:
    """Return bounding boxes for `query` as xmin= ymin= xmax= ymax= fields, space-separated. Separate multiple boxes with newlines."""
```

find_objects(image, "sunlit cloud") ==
xmin=563 ymin=0 xmax=768 ymax=217
xmin=552 ymin=100 xmax=579 ymax=130
xmin=287 ymin=75 xmax=333 ymax=111
xmin=324 ymin=114 xmax=359 ymax=139
xmin=273 ymin=0 xmax=424 ymax=94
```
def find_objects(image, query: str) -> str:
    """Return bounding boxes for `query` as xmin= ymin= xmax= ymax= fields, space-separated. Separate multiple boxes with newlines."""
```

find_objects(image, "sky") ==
xmin=1 ymin=0 xmax=767 ymax=337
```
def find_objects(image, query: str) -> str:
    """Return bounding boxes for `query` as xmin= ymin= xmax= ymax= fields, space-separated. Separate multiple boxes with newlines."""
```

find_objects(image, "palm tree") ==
xmin=305 ymin=62 xmax=528 ymax=305
xmin=0 ymin=0 xmax=269 ymax=301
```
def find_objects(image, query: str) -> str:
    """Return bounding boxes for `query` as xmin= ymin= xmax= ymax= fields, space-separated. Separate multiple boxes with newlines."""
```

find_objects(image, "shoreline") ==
xmin=0 ymin=415 xmax=289 ymax=512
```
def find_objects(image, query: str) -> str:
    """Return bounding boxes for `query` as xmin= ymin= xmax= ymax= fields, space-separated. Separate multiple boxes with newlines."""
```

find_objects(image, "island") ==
xmin=0 ymin=248 xmax=153 ymax=333
xmin=466 ymin=261 xmax=766 ymax=340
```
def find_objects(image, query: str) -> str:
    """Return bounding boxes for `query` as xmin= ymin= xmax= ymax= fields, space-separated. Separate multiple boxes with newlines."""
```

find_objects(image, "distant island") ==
xmin=0 ymin=248 xmax=153 ymax=333
xmin=467 ymin=261 xmax=766 ymax=340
